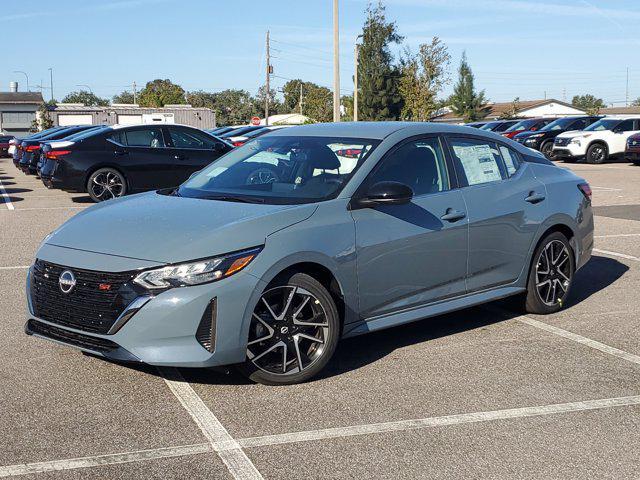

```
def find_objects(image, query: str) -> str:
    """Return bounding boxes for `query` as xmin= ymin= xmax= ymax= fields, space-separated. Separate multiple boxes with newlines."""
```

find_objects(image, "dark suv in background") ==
xmin=479 ymin=120 xmax=519 ymax=133
xmin=514 ymin=116 xmax=602 ymax=159
xmin=40 ymin=124 xmax=232 ymax=202
xmin=501 ymin=118 xmax=556 ymax=139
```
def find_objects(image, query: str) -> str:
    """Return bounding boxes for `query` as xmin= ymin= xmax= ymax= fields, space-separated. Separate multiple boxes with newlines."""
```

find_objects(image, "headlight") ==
xmin=570 ymin=138 xmax=582 ymax=146
xmin=528 ymin=134 xmax=544 ymax=139
xmin=133 ymin=247 xmax=262 ymax=289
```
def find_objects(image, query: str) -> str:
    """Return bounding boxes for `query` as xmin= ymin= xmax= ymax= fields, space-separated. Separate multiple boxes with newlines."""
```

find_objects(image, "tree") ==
xmin=632 ymin=97 xmax=640 ymax=107
xmin=138 ymin=79 xmax=186 ymax=107
xmin=448 ymin=52 xmax=489 ymax=122
xmin=499 ymin=97 xmax=521 ymax=119
xmin=187 ymin=89 xmax=258 ymax=125
xmin=112 ymin=90 xmax=136 ymax=104
xmin=341 ymin=94 xmax=354 ymax=121
xmin=31 ymin=101 xmax=56 ymax=132
xmin=282 ymin=80 xmax=333 ymax=122
xmin=572 ymin=94 xmax=605 ymax=114
xmin=358 ymin=1 xmax=403 ymax=121
xmin=62 ymin=90 xmax=109 ymax=106
xmin=398 ymin=37 xmax=450 ymax=121
xmin=254 ymin=86 xmax=282 ymax=117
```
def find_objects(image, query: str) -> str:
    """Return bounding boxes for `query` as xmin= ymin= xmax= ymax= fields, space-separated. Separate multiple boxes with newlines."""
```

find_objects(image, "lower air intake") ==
xmin=196 ymin=298 xmax=217 ymax=353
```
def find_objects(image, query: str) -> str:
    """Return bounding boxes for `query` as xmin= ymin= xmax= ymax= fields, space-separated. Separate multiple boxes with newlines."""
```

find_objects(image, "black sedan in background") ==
xmin=12 ymin=126 xmax=68 ymax=166
xmin=40 ymin=124 xmax=232 ymax=202
xmin=479 ymin=119 xmax=520 ymax=132
xmin=513 ymin=116 xmax=601 ymax=159
xmin=18 ymin=125 xmax=100 ymax=174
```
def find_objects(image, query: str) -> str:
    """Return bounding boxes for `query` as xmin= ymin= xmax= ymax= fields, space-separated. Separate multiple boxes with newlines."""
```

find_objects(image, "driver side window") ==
xmin=368 ymin=137 xmax=450 ymax=196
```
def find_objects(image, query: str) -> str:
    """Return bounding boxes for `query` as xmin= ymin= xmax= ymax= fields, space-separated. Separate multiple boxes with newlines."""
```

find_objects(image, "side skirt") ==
xmin=343 ymin=286 xmax=525 ymax=338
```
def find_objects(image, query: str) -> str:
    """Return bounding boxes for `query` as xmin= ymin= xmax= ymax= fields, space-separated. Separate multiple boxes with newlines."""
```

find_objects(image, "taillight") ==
xmin=578 ymin=182 xmax=592 ymax=201
xmin=25 ymin=145 xmax=40 ymax=152
xmin=232 ymin=141 xmax=245 ymax=147
xmin=45 ymin=150 xmax=72 ymax=160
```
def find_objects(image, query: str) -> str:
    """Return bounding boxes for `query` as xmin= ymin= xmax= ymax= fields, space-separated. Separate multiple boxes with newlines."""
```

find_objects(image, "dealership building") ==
xmin=48 ymin=103 xmax=216 ymax=129
xmin=0 ymin=87 xmax=43 ymax=136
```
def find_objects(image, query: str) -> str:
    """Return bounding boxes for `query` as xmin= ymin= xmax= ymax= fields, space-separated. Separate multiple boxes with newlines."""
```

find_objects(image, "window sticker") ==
xmin=453 ymin=144 xmax=502 ymax=185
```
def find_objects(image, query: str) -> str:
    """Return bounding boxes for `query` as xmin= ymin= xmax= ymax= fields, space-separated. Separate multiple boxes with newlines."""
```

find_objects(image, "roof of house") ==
xmin=0 ymin=92 xmax=44 ymax=104
xmin=600 ymin=106 xmax=640 ymax=115
xmin=433 ymin=98 xmax=584 ymax=122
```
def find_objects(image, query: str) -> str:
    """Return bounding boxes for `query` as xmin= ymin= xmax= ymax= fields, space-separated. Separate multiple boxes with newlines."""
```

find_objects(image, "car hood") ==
xmin=45 ymin=191 xmax=317 ymax=264
xmin=555 ymin=130 xmax=586 ymax=139
xmin=514 ymin=131 xmax=538 ymax=140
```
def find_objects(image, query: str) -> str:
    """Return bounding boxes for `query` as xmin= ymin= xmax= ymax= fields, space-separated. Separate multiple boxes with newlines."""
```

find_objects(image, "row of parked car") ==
xmin=468 ymin=115 xmax=640 ymax=165
xmin=6 ymin=123 xmax=287 ymax=202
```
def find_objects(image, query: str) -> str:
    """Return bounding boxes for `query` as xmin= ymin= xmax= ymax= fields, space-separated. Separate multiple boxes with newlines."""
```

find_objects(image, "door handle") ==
xmin=440 ymin=209 xmax=466 ymax=222
xmin=174 ymin=154 xmax=186 ymax=160
xmin=525 ymin=192 xmax=546 ymax=204
xmin=114 ymin=149 xmax=128 ymax=156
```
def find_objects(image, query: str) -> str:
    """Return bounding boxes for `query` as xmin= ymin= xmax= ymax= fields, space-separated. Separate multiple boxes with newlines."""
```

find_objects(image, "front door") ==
xmin=118 ymin=126 xmax=175 ymax=191
xmin=446 ymin=136 xmax=547 ymax=292
xmin=351 ymin=136 xmax=469 ymax=319
xmin=165 ymin=127 xmax=226 ymax=184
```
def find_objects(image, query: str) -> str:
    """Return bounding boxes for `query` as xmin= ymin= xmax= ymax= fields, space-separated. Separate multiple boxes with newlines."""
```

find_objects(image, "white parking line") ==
xmin=0 ymin=265 xmax=30 ymax=270
xmin=158 ymin=367 xmax=264 ymax=480
xmin=0 ymin=178 xmax=14 ymax=210
xmin=3 ymin=394 xmax=640 ymax=477
xmin=593 ymin=248 xmax=640 ymax=262
xmin=595 ymin=234 xmax=640 ymax=238
xmin=228 ymin=395 xmax=640 ymax=451
xmin=590 ymin=186 xmax=622 ymax=191
xmin=0 ymin=206 xmax=88 ymax=212
xmin=0 ymin=444 xmax=211 ymax=478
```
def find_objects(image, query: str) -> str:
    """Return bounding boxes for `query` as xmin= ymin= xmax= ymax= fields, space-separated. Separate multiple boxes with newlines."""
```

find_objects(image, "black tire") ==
xmin=524 ymin=232 xmax=575 ymax=314
xmin=540 ymin=141 xmax=555 ymax=160
xmin=585 ymin=143 xmax=608 ymax=164
xmin=239 ymin=272 xmax=340 ymax=385
xmin=86 ymin=168 xmax=127 ymax=203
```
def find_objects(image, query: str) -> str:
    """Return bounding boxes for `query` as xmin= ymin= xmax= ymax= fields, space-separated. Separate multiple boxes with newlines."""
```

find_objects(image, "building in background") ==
xmin=0 ymin=83 xmax=43 ymax=136
xmin=48 ymin=103 xmax=216 ymax=129
xmin=432 ymin=99 xmax=587 ymax=124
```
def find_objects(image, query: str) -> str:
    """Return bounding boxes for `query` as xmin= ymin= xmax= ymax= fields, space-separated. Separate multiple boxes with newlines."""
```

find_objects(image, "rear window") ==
xmin=0 ymin=135 xmax=13 ymax=142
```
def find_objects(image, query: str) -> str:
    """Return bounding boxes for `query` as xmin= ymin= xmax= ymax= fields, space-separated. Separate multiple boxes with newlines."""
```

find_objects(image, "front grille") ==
xmin=554 ymin=137 xmax=570 ymax=147
xmin=30 ymin=260 xmax=137 ymax=334
xmin=27 ymin=319 xmax=120 ymax=353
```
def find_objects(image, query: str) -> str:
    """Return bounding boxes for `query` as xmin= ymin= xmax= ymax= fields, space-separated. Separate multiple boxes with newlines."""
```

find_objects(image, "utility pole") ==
xmin=354 ymin=35 xmax=362 ymax=121
xmin=626 ymin=67 xmax=629 ymax=107
xmin=333 ymin=0 xmax=340 ymax=122
xmin=265 ymin=30 xmax=271 ymax=126
xmin=48 ymin=68 xmax=54 ymax=102
xmin=299 ymin=82 xmax=303 ymax=115
xmin=133 ymin=81 xmax=138 ymax=104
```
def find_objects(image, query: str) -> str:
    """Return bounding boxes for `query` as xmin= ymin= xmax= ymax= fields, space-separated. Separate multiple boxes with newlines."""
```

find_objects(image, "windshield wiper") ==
xmin=201 ymin=195 xmax=265 ymax=204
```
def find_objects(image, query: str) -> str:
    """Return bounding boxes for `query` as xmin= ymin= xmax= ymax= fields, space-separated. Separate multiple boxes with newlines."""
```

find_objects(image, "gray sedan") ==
xmin=25 ymin=122 xmax=593 ymax=385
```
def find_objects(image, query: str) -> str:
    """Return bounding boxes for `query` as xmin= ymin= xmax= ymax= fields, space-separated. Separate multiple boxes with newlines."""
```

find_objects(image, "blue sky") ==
xmin=2 ymin=0 xmax=639 ymax=105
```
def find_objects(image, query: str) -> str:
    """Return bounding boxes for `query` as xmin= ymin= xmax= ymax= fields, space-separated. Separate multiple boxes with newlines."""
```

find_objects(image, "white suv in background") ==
xmin=553 ymin=116 xmax=640 ymax=164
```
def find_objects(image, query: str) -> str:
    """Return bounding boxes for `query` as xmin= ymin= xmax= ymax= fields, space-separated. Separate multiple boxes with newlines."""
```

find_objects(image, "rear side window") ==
xmin=498 ymin=145 xmax=521 ymax=177
xmin=449 ymin=137 xmax=504 ymax=186
xmin=616 ymin=120 xmax=635 ymax=132
xmin=168 ymin=128 xmax=217 ymax=149
xmin=124 ymin=128 xmax=165 ymax=148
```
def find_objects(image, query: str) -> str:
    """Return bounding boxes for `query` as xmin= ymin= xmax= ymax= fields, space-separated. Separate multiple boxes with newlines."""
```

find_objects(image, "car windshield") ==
xmin=584 ymin=119 xmax=620 ymax=131
xmin=60 ymin=126 xmax=107 ymax=141
xmin=479 ymin=122 xmax=499 ymax=131
xmin=540 ymin=118 xmax=575 ymax=131
xmin=505 ymin=119 xmax=537 ymax=132
xmin=178 ymin=135 xmax=380 ymax=204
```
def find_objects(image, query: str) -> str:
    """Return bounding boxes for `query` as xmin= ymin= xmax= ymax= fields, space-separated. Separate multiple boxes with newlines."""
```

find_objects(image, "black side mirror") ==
xmin=213 ymin=142 xmax=227 ymax=152
xmin=352 ymin=181 xmax=414 ymax=209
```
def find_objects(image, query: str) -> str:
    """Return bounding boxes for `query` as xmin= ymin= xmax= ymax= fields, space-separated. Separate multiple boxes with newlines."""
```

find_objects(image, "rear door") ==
xmin=164 ymin=126 xmax=228 ymax=184
xmin=445 ymin=135 xmax=547 ymax=292
xmin=113 ymin=127 xmax=174 ymax=191
xmin=352 ymin=135 xmax=469 ymax=318
xmin=611 ymin=119 xmax=640 ymax=155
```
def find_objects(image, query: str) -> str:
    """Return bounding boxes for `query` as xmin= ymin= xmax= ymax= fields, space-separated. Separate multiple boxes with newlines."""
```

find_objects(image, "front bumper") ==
xmin=625 ymin=151 xmax=640 ymax=163
xmin=553 ymin=141 xmax=585 ymax=159
xmin=25 ymin=252 xmax=266 ymax=368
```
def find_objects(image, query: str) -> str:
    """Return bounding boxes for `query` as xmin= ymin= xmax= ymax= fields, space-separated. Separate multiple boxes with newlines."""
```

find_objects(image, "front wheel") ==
xmin=87 ymin=168 xmax=127 ymax=202
xmin=540 ymin=141 xmax=555 ymax=160
xmin=240 ymin=273 xmax=340 ymax=385
xmin=586 ymin=143 xmax=608 ymax=164
xmin=525 ymin=232 xmax=575 ymax=314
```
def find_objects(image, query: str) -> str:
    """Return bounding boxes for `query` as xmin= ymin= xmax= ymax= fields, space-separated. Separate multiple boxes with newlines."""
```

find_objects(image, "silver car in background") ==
xmin=25 ymin=122 xmax=593 ymax=385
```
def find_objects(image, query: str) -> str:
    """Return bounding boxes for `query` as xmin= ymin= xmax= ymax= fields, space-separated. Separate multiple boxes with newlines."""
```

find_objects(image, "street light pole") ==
xmin=333 ymin=0 xmax=340 ymax=122
xmin=13 ymin=71 xmax=29 ymax=91
xmin=76 ymin=84 xmax=92 ymax=94
xmin=48 ymin=68 xmax=54 ymax=101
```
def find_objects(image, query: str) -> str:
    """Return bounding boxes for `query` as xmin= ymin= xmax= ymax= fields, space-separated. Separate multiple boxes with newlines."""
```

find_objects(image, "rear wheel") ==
xmin=240 ymin=273 xmax=340 ymax=385
xmin=525 ymin=232 xmax=575 ymax=314
xmin=586 ymin=143 xmax=608 ymax=164
xmin=87 ymin=168 xmax=127 ymax=202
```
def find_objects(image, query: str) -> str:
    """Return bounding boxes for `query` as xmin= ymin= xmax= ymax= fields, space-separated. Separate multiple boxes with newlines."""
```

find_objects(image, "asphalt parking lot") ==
xmin=1 ymin=158 xmax=639 ymax=479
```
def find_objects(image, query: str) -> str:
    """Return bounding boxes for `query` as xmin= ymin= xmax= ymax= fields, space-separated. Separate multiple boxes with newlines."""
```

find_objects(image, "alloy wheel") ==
xmin=247 ymin=285 xmax=330 ymax=376
xmin=589 ymin=145 xmax=605 ymax=163
xmin=91 ymin=171 xmax=124 ymax=201
xmin=535 ymin=240 xmax=572 ymax=306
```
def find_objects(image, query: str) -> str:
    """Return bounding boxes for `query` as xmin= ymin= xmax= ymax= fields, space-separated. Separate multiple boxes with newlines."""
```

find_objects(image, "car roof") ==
xmin=267 ymin=121 xmax=524 ymax=140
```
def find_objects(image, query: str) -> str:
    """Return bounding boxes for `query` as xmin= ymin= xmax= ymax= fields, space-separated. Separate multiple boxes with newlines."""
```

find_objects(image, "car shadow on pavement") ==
xmin=71 ymin=196 xmax=95 ymax=204
xmin=2 ymin=187 xmax=32 ymax=194
xmin=102 ymin=256 xmax=630 ymax=386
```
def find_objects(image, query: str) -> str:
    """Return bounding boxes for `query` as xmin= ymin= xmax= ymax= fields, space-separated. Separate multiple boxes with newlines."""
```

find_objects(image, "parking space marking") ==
xmin=158 ymin=367 xmax=264 ymax=480
xmin=1 ymin=206 xmax=88 ymax=212
xmin=0 ymin=265 xmax=30 ymax=270
xmin=519 ymin=316 xmax=640 ymax=366
xmin=593 ymin=248 xmax=640 ymax=262
xmin=595 ymin=234 xmax=640 ymax=238
xmin=0 ymin=179 xmax=14 ymax=210
xmin=591 ymin=186 xmax=622 ymax=191
xmin=0 ymin=444 xmax=212 ymax=478
xmin=224 ymin=395 xmax=640 ymax=451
